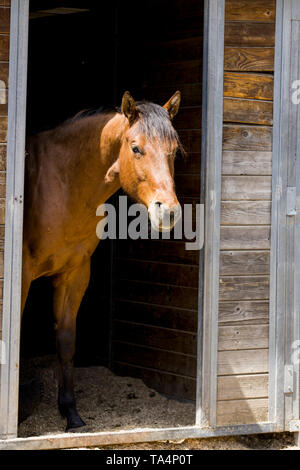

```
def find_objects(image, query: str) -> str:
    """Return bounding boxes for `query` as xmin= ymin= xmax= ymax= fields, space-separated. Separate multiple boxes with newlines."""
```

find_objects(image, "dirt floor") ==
xmin=18 ymin=356 xmax=298 ymax=450
xmin=18 ymin=356 xmax=195 ymax=438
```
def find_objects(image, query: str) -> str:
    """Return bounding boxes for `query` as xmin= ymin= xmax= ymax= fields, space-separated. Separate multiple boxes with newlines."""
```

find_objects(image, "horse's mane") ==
xmin=68 ymin=101 xmax=185 ymax=155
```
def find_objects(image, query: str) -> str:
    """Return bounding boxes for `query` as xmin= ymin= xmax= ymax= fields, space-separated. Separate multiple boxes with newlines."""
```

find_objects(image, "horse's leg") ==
xmin=52 ymin=260 xmax=91 ymax=431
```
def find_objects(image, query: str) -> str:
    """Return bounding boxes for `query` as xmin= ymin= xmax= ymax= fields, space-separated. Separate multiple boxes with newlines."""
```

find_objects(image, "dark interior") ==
xmin=22 ymin=0 xmax=203 ymax=401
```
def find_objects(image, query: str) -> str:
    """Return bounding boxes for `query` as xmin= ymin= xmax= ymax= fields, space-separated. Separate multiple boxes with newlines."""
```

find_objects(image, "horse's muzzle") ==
xmin=148 ymin=201 xmax=182 ymax=232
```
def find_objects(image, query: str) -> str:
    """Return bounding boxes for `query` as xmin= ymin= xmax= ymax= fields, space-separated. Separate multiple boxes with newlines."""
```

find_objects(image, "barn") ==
xmin=0 ymin=0 xmax=299 ymax=449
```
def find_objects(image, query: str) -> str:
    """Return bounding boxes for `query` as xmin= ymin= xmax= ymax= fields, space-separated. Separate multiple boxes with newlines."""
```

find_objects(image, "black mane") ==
xmin=69 ymin=101 xmax=184 ymax=153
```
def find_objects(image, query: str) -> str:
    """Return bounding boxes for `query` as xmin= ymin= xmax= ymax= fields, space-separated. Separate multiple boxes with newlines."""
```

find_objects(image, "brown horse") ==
xmin=22 ymin=91 xmax=182 ymax=430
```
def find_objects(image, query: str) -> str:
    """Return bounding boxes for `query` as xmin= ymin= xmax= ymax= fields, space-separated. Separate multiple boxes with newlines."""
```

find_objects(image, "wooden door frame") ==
xmin=269 ymin=0 xmax=300 ymax=433
xmin=195 ymin=0 xmax=225 ymax=428
xmin=0 ymin=0 xmax=29 ymax=439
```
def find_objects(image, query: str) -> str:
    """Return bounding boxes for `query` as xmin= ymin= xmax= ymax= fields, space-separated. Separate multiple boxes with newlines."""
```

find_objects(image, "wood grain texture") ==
xmin=221 ymin=201 xmax=271 ymax=225
xmin=222 ymin=151 xmax=272 ymax=175
xmin=219 ymin=251 xmax=270 ymax=275
xmin=219 ymin=276 xmax=269 ymax=301
xmin=225 ymin=0 xmax=275 ymax=22
xmin=224 ymin=72 xmax=274 ymax=101
xmin=218 ymin=324 xmax=269 ymax=350
xmin=117 ymin=259 xmax=199 ymax=288
xmin=113 ymin=342 xmax=196 ymax=377
xmin=0 ymin=171 xmax=5 ymax=197
xmin=225 ymin=22 xmax=275 ymax=47
xmin=0 ymin=199 xmax=5 ymax=224
xmin=0 ymin=115 xmax=7 ymax=142
xmin=219 ymin=300 xmax=269 ymax=324
xmin=217 ymin=398 xmax=268 ymax=426
xmin=0 ymin=34 xmax=8 ymax=61
xmin=220 ymin=226 xmax=270 ymax=250
xmin=223 ymin=98 xmax=273 ymax=125
xmin=114 ymin=321 xmax=197 ymax=355
xmin=116 ymin=279 xmax=198 ymax=310
xmin=224 ymin=47 xmax=274 ymax=72
xmin=218 ymin=349 xmax=268 ymax=375
xmin=0 ymin=61 xmax=8 ymax=88
xmin=0 ymin=6 xmax=9 ymax=33
xmin=223 ymin=125 xmax=272 ymax=151
xmin=217 ymin=374 xmax=268 ymax=400
xmin=114 ymin=300 xmax=197 ymax=332
xmin=221 ymin=175 xmax=272 ymax=200
xmin=0 ymin=145 xmax=6 ymax=171
xmin=218 ymin=0 xmax=274 ymax=423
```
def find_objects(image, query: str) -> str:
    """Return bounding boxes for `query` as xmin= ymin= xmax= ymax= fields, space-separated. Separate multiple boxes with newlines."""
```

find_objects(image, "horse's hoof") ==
xmin=66 ymin=415 xmax=86 ymax=432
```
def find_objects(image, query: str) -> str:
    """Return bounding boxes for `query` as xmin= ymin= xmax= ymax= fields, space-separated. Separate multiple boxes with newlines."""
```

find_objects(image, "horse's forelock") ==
xmin=135 ymin=102 xmax=184 ymax=154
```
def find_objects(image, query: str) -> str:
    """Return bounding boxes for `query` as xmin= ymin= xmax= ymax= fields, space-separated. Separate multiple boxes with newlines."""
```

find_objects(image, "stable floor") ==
xmin=18 ymin=356 xmax=195 ymax=438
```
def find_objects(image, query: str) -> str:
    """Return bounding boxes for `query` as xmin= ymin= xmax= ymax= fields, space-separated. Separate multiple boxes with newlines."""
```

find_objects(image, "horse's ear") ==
xmin=105 ymin=159 xmax=120 ymax=184
xmin=163 ymin=91 xmax=181 ymax=119
xmin=121 ymin=91 xmax=137 ymax=125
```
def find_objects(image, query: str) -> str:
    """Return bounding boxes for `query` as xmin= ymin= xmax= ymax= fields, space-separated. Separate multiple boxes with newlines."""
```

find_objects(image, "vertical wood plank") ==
xmin=0 ymin=0 xmax=29 ymax=440
xmin=196 ymin=0 xmax=225 ymax=428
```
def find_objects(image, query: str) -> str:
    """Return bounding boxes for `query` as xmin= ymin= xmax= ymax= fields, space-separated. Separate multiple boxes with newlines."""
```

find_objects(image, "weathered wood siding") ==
xmin=0 ymin=0 xmax=9 ymax=341
xmin=216 ymin=0 xmax=276 ymax=426
xmin=112 ymin=0 xmax=203 ymax=400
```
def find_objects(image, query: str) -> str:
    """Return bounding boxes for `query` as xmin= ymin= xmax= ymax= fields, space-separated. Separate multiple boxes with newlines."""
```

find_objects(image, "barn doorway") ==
xmin=19 ymin=0 xmax=204 ymax=436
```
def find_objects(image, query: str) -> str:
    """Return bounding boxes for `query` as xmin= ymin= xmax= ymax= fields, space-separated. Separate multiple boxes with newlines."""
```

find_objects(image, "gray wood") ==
xmin=220 ymin=226 xmax=271 ymax=250
xmin=0 ymin=423 xmax=276 ymax=450
xmin=221 ymin=201 xmax=271 ymax=225
xmin=292 ymin=1 xmax=300 ymax=20
xmin=268 ymin=0 xmax=300 ymax=431
xmin=218 ymin=324 xmax=269 ymax=351
xmin=218 ymin=349 xmax=269 ymax=375
xmin=221 ymin=176 xmax=272 ymax=200
xmin=217 ymin=398 xmax=269 ymax=426
xmin=222 ymin=151 xmax=272 ymax=176
xmin=196 ymin=0 xmax=225 ymax=428
xmin=217 ymin=374 xmax=269 ymax=401
xmin=0 ymin=0 xmax=29 ymax=439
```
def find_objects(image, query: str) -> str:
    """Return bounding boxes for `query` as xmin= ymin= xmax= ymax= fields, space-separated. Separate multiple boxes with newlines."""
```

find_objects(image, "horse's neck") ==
xmin=52 ymin=112 xmax=125 ymax=206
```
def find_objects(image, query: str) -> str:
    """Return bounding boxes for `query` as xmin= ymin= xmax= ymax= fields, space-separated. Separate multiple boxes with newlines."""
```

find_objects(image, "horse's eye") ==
xmin=132 ymin=145 xmax=142 ymax=155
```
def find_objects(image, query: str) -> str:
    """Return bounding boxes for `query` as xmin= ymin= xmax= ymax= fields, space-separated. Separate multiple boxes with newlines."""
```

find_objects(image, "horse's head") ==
xmin=107 ymin=91 xmax=182 ymax=232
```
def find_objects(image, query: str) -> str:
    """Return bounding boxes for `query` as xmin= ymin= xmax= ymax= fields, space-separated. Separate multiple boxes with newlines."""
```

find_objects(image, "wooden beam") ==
xmin=224 ymin=47 xmax=274 ymax=72
xmin=225 ymin=0 xmax=276 ymax=22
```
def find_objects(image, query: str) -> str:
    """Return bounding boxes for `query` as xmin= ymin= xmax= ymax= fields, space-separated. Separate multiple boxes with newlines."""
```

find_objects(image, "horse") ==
xmin=21 ymin=91 xmax=183 ymax=431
